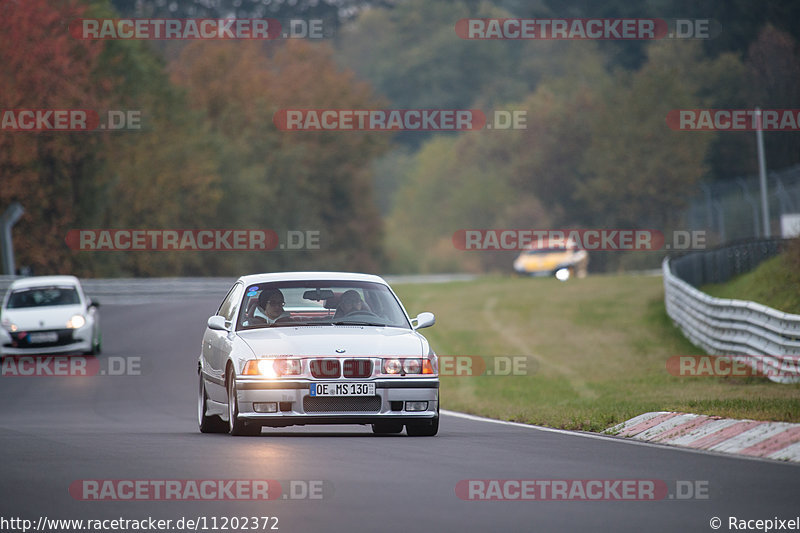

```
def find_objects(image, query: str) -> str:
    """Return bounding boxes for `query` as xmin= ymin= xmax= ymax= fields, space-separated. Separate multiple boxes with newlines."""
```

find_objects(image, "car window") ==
xmin=217 ymin=283 xmax=244 ymax=322
xmin=6 ymin=286 xmax=80 ymax=308
xmin=237 ymin=281 xmax=410 ymax=330
xmin=525 ymin=248 xmax=562 ymax=255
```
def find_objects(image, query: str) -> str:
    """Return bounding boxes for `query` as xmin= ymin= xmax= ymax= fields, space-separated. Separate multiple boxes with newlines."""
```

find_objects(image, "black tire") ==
xmin=198 ymin=372 xmax=228 ymax=433
xmin=84 ymin=332 xmax=102 ymax=356
xmin=406 ymin=403 xmax=439 ymax=436
xmin=406 ymin=417 xmax=439 ymax=436
xmin=372 ymin=422 xmax=404 ymax=434
xmin=226 ymin=368 xmax=261 ymax=436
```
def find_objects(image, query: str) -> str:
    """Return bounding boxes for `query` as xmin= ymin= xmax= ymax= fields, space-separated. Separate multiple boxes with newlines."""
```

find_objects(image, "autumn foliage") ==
xmin=0 ymin=0 xmax=107 ymax=273
xmin=2 ymin=0 xmax=799 ymax=276
xmin=1 ymin=0 xmax=386 ymax=276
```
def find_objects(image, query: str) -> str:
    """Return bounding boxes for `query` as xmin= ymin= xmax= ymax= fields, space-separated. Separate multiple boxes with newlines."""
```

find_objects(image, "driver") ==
xmin=251 ymin=288 xmax=290 ymax=325
xmin=335 ymin=289 xmax=366 ymax=318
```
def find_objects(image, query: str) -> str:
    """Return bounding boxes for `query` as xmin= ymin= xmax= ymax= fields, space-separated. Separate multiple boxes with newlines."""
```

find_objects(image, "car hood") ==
xmin=238 ymin=326 xmax=427 ymax=357
xmin=2 ymin=305 xmax=85 ymax=331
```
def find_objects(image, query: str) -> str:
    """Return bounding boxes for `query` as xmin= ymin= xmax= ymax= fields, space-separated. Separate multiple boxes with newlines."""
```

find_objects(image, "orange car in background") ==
xmin=513 ymin=238 xmax=589 ymax=280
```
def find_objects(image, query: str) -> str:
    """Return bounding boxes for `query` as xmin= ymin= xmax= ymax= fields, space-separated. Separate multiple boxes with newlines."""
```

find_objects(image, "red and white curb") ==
xmin=607 ymin=412 xmax=800 ymax=462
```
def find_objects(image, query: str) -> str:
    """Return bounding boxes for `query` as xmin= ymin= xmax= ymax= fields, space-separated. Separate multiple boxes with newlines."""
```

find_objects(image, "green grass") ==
xmin=393 ymin=274 xmax=800 ymax=432
xmin=702 ymin=254 xmax=800 ymax=314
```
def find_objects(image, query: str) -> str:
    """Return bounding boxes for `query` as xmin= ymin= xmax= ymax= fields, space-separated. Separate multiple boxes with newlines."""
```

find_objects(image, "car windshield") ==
xmin=524 ymin=247 xmax=571 ymax=255
xmin=236 ymin=281 xmax=410 ymax=330
xmin=6 ymin=286 xmax=81 ymax=309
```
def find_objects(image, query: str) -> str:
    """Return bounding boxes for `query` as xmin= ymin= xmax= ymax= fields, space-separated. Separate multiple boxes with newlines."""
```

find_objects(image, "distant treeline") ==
xmin=2 ymin=0 xmax=798 ymax=276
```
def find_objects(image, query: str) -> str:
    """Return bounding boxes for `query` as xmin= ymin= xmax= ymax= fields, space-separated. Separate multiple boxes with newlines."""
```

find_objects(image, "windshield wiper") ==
xmin=270 ymin=321 xmax=320 ymax=327
xmin=331 ymin=321 xmax=386 ymax=327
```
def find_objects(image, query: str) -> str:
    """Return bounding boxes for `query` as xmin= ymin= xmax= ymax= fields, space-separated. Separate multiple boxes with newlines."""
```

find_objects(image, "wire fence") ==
xmin=683 ymin=164 xmax=800 ymax=244
xmin=668 ymin=237 xmax=789 ymax=287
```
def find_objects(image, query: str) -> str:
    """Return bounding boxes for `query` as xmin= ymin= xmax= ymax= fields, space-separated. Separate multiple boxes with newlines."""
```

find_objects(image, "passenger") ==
xmin=334 ymin=290 xmax=366 ymax=318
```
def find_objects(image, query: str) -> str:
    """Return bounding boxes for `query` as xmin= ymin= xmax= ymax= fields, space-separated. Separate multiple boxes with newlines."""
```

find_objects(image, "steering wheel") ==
xmin=274 ymin=312 xmax=294 ymax=324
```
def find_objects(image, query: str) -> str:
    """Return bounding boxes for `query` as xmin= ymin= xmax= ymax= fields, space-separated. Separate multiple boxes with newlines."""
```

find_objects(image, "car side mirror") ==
xmin=413 ymin=312 xmax=435 ymax=330
xmin=88 ymin=300 xmax=100 ymax=309
xmin=207 ymin=315 xmax=229 ymax=331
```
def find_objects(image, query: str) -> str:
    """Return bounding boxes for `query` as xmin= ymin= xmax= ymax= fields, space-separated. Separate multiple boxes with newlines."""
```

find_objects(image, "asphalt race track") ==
xmin=1 ymin=297 xmax=798 ymax=533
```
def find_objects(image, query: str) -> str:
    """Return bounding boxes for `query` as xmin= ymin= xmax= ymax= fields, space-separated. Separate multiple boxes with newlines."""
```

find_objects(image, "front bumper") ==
xmin=1 ymin=327 xmax=92 ymax=355
xmin=234 ymin=376 xmax=439 ymax=427
xmin=515 ymin=261 xmax=579 ymax=276
xmin=514 ymin=266 xmax=553 ymax=277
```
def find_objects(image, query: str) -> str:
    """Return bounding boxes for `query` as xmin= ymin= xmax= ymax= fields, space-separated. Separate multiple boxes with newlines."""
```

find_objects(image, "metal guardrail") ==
xmin=0 ymin=274 xmax=478 ymax=305
xmin=0 ymin=277 xmax=238 ymax=304
xmin=663 ymin=241 xmax=800 ymax=383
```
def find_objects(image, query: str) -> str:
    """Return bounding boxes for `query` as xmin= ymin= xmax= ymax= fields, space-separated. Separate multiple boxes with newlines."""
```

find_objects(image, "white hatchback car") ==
xmin=0 ymin=276 xmax=101 ymax=356
xmin=198 ymin=272 xmax=439 ymax=436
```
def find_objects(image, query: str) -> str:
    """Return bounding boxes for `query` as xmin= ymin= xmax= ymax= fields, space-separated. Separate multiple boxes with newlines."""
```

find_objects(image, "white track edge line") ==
xmin=440 ymin=410 xmax=800 ymax=467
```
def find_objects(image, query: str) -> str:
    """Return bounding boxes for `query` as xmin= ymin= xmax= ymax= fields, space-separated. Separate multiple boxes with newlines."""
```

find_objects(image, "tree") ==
xmin=0 ymin=0 xmax=107 ymax=273
xmin=744 ymin=25 xmax=800 ymax=171
xmin=337 ymin=0 xmax=543 ymax=146
xmin=171 ymin=40 xmax=389 ymax=273
xmin=1 ymin=0 xmax=224 ymax=276
xmin=575 ymin=41 xmax=721 ymax=228
xmin=384 ymin=40 xmax=745 ymax=272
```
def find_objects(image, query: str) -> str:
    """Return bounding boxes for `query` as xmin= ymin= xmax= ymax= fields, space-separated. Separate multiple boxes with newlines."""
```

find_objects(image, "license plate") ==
xmin=29 ymin=332 xmax=58 ymax=344
xmin=309 ymin=382 xmax=375 ymax=397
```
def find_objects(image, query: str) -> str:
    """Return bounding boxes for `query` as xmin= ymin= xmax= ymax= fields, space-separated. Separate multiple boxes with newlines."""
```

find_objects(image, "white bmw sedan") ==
xmin=1 ymin=275 xmax=101 ymax=356
xmin=198 ymin=272 xmax=439 ymax=436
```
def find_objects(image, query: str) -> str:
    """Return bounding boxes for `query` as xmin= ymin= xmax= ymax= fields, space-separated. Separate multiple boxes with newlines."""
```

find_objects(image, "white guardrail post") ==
xmin=663 ymin=255 xmax=800 ymax=383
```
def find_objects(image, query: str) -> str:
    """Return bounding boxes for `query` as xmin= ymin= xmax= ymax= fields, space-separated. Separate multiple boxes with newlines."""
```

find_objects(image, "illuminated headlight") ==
xmin=257 ymin=360 xmax=277 ymax=378
xmin=1 ymin=319 xmax=18 ymax=332
xmin=243 ymin=358 xmax=301 ymax=378
xmin=66 ymin=315 xmax=86 ymax=329
xmin=384 ymin=358 xmax=435 ymax=375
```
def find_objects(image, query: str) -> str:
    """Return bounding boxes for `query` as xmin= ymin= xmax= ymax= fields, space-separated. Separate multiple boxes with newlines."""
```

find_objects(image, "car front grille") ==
xmin=303 ymin=396 xmax=381 ymax=413
xmin=343 ymin=359 xmax=372 ymax=378
xmin=310 ymin=359 xmax=341 ymax=378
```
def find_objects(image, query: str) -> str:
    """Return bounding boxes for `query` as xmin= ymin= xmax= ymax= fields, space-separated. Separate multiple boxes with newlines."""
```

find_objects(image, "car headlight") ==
xmin=383 ymin=358 xmax=403 ymax=374
xmin=243 ymin=358 xmax=301 ymax=378
xmin=555 ymin=267 xmax=571 ymax=282
xmin=403 ymin=359 xmax=421 ymax=374
xmin=383 ymin=358 xmax=435 ymax=375
xmin=1 ymin=319 xmax=18 ymax=332
xmin=66 ymin=315 xmax=86 ymax=329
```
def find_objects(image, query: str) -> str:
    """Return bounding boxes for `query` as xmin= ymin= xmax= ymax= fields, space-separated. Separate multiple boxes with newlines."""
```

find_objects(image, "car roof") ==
xmin=237 ymin=271 xmax=389 ymax=286
xmin=8 ymin=275 xmax=81 ymax=290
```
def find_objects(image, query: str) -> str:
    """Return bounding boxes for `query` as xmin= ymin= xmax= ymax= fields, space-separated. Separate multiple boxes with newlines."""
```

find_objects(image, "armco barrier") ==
xmin=0 ymin=277 xmax=237 ymax=304
xmin=663 ymin=240 xmax=800 ymax=383
xmin=0 ymin=274 xmax=477 ymax=305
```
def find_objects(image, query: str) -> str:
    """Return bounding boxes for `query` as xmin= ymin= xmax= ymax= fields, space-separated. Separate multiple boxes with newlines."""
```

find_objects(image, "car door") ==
xmin=203 ymin=282 xmax=244 ymax=402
